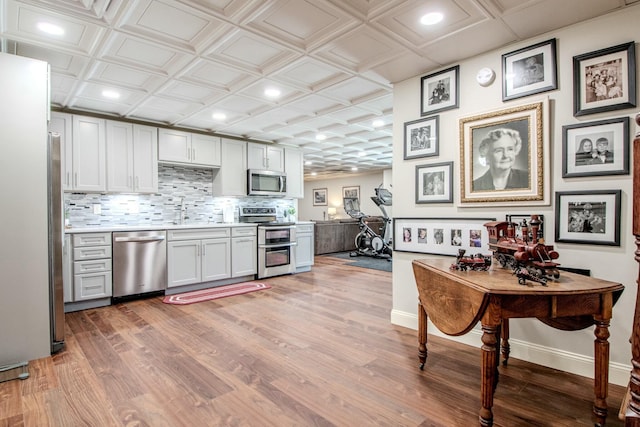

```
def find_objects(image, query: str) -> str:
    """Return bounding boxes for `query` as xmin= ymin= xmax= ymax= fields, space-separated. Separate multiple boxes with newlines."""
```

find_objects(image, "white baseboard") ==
xmin=390 ymin=309 xmax=630 ymax=386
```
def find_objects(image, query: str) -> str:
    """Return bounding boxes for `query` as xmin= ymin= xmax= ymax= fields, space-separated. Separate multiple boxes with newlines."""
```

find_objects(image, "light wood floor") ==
xmin=0 ymin=255 xmax=626 ymax=426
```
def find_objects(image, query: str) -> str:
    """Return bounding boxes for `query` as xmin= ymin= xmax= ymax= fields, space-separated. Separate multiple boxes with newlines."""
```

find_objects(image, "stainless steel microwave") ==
xmin=247 ymin=169 xmax=287 ymax=196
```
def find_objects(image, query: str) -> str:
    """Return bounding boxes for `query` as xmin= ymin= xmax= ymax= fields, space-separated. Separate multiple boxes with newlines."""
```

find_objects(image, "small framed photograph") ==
xmin=573 ymin=41 xmax=636 ymax=116
xmin=342 ymin=186 xmax=360 ymax=200
xmin=415 ymin=161 xmax=453 ymax=204
xmin=313 ymin=188 xmax=327 ymax=206
xmin=562 ymin=117 xmax=630 ymax=178
xmin=420 ymin=65 xmax=459 ymax=116
xmin=555 ymin=190 xmax=621 ymax=246
xmin=393 ymin=217 xmax=495 ymax=256
xmin=459 ymin=100 xmax=549 ymax=206
xmin=404 ymin=115 xmax=439 ymax=160
xmin=502 ymin=38 xmax=557 ymax=101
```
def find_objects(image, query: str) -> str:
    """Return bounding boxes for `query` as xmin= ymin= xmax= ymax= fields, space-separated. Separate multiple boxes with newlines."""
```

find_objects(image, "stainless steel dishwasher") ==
xmin=112 ymin=230 xmax=167 ymax=298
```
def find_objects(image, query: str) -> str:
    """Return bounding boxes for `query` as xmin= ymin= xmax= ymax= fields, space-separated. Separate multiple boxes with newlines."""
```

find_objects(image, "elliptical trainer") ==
xmin=343 ymin=184 xmax=392 ymax=259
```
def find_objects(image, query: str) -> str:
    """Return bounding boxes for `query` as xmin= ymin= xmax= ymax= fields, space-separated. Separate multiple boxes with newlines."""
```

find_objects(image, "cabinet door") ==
xmin=201 ymin=239 xmax=231 ymax=282
xmin=74 ymin=271 xmax=112 ymax=300
xmin=213 ymin=138 xmax=247 ymax=196
xmin=247 ymin=142 xmax=266 ymax=170
xmin=232 ymin=236 xmax=256 ymax=277
xmin=266 ymin=145 xmax=285 ymax=172
xmin=191 ymin=134 xmax=221 ymax=167
xmin=295 ymin=233 xmax=314 ymax=268
xmin=49 ymin=112 xmax=73 ymax=191
xmin=284 ymin=147 xmax=304 ymax=198
xmin=133 ymin=124 xmax=158 ymax=193
xmin=167 ymin=240 xmax=201 ymax=287
xmin=72 ymin=115 xmax=106 ymax=192
xmin=106 ymin=120 xmax=134 ymax=192
xmin=158 ymin=129 xmax=191 ymax=163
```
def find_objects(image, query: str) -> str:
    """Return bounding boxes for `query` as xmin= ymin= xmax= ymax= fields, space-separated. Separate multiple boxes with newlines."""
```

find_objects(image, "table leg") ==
xmin=418 ymin=300 xmax=428 ymax=370
xmin=480 ymin=323 xmax=499 ymax=427
xmin=501 ymin=319 xmax=510 ymax=366
xmin=593 ymin=318 xmax=611 ymax=426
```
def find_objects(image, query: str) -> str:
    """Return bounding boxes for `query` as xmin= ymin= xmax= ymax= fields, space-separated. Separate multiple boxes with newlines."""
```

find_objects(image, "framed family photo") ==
xmin=573 ymin=41 xmax=636 ymax=116
xmin=502 ymin=38 xmax=557 ymax=101
xmin=459 ymin=100 xmax=549 ymax=206
xmin=342 ymin=186 xmax=360 ymax=200
xmin=404 ymin=115 xmax=439 ymax=160
xmin=312 ymin=188 xmax=327 ymax=206
xmin=420 ymin=65 xmax=459 ymax=116
xmin=415 ymin=162 xmax=453 ymax=204
xmin=393 ymin=217 xmax=494 ymax=256
xmin=562 ymin=117 xmax=630 ymax=178
xmin=555 ymin=190 xmax=621 ymax=246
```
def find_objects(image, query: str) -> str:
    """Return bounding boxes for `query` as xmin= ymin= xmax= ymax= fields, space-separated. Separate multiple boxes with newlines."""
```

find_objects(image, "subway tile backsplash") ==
xmin=65 ymin=165 xmax=296 ymax=228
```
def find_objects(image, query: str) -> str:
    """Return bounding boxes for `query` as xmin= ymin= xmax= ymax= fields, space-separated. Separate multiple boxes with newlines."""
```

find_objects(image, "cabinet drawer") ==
xmin=232 ymin=226 xmax=257 ymax=237
xmin=74 ymin=259 xmax=111 ymax=274
xmin=72 ymin=233 xmax=111 ymax=247
xmin=73 ymin=245 xmax=112 ymax=261
xmin=167 ymin=228 xmax=230 ymax=241
xmin=296 ymin=224 xmax=314 ymax=234
xmin=74 ymin=271 xmax=112 ymax=300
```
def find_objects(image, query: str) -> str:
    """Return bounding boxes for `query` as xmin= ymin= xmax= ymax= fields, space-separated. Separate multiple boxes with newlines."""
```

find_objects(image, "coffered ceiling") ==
xmin=1 ymin=0 xmax=637 ymax=180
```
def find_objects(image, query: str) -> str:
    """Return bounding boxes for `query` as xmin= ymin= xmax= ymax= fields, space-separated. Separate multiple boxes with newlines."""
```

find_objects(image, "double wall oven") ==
xmin=240 ymin=207 xmax=297 ymax=279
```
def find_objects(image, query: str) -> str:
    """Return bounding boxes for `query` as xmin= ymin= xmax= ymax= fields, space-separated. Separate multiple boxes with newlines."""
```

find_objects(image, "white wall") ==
xmin=391 ymin=6 xmax=638 ymax=386
xmin=299 ymin=171 xmax=388 ymax=221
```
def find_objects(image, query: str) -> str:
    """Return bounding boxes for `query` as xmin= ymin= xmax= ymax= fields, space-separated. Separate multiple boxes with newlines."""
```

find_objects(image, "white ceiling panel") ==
xmin=1 ymin=0 xmax=635 ymax=179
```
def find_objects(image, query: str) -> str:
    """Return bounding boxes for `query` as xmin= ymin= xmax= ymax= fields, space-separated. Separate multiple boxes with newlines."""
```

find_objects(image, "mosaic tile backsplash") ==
xmin=65 ymin=165 xmax=297 ymax=228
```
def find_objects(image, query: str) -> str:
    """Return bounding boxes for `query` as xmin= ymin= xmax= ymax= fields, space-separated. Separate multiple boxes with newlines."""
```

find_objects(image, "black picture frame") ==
xmin=502 ymin=38 xmax=557 ymax=101
xmin=562 ymin=117 xmax=630 ymax=178
xmin=554 ymin=190 xmax=621 ymax=246
xmin=415 ymin=161 xmax=453 ymax=204
xmin=404 ymin=115 xmax=439 ymax=160
xmin=393 ymin=217 xmax=495 ymax=256
xmin=312 ymin=188 xmax=327 ymax=206
xmin=573 ymin=41 xmax=636 ymax=116
xmin=420 ymin=65 xmax=459 ymax=116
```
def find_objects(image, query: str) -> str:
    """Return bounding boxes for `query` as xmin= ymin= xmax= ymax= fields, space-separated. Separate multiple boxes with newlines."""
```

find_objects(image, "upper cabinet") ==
xmin=49 ymin=112 xmax=73 ymax=191
xmin=158 ymin=128 xmax=221 ymax=168
xmin=247 ymin=142 xmax=284 ymax=172
xmin=106 ymin=121 xmax=158 ymax=193
xmin=72 ymin=115 xmax=107 ymax=192
xmin=213 ymin=138 xmax=247 ymax=196
xmin=284 ymin=147 xmax=304 ymax=198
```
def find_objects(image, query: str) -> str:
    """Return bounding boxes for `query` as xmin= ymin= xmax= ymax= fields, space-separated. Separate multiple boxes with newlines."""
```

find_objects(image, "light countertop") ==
xmin=65 ymin=221 xmax=313 ymax=234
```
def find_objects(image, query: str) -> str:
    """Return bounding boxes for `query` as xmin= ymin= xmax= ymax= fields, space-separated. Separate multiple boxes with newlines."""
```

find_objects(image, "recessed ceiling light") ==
xmin=316 ymin=134 xmax=326 ymax=141
xmin=311 ymin=172 xmax=317 ymax=176
xmin=372 ymin=119 xmax=384 ymax=127
xmin=420 ymin=12 xmax=443 ymax=26
xmin=358 ymin=151 xmax=366 ymax=157
xmin=37 ymin=22 xmax=64 ymax=36
xmin=264 ymin=87 xmax=281 ymax=98
xmin=101 ymin=89 xmax=120 ymax=99
xmin=305 ymin=160 xmax=312 ymax=165
xmin=351 ymin=167 xmax=358 ymax=171
xmin=212 ymin=112 xmax=226 ymax=121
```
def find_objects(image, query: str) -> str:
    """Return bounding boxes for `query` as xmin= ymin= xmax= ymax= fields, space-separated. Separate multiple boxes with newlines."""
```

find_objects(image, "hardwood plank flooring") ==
xmin=0 ymin=255 xmax=626 ymax=426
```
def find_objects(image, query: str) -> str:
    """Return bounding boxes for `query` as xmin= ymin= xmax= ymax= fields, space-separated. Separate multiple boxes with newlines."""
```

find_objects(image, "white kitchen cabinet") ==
xmin=295 ymin=223 xmax=314 ymax=273
xmin=247 ymin=142 xmax=284 ymax=172
xmin=62 ymin=234 xmax=73 ymax=303
xmin=167 ymin=228 xmax=231 ymax=288
xmin=106 ymin=121 xmax=158 ymax=193
xmin=212 ymin=138 xmax=247 ymax=196
xmin=69 ymin=232 xmax=112 ymax=303
xmin=158 ymin=128 xmax=221 ymax=167
xmin=231 ymin=226 xmax=257 ymax=277
xmin=49 ymin=112 xmax=73 ymax=191
xmin=284 ymin=147 xmax=304 ymax=198
xmin=72 ymin=115 xmax=107 ymax=192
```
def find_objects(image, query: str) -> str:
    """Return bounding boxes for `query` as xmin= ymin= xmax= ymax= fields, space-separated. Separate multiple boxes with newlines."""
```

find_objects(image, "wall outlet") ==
xmin=92 ymin=203 xmax=101 ymax=214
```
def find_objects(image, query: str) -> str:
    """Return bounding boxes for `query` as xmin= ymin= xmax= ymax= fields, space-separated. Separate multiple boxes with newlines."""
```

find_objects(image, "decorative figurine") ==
xmin=450 ymin=249 xmax=492 ymax=271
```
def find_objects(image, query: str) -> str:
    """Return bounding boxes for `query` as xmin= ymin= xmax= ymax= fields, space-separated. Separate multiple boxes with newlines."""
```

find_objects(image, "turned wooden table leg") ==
xmin=418 ymin=300 xmax=428 ymax=370
xmin=501 ymin=319 xmax=510 ymax=366
xmin=594 ymin=294 xmax=613 ymax=426
xmin=480 ymin=323 xmax=499 ymax=427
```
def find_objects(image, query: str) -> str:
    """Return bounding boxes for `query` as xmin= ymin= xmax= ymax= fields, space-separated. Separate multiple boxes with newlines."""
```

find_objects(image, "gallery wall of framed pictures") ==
xmin=403 ymin=35 xmax=635 ymax=250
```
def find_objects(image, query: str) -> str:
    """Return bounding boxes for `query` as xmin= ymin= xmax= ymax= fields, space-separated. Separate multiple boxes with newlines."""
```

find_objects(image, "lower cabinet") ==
xmin=295 ymin=223 xmax=314 ymax=272
xmin=167 ymin=228 xmax=231 ymax=288
xmin=231 ymin=226 xmax=257 ymax=277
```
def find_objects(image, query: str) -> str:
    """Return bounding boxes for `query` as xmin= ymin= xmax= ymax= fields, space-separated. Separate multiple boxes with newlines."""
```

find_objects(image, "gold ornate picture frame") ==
xmin=459 ymin=99 xmax=549 ymax=206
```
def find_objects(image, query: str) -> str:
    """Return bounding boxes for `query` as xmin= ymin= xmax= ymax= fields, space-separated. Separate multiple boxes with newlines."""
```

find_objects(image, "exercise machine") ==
xmin=344 ymin=184 xmax=392 ymax=259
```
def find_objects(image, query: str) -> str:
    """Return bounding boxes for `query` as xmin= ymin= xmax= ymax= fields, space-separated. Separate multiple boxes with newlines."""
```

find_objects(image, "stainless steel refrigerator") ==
xmin=48 ymin=132 xmax=65 ymax=354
